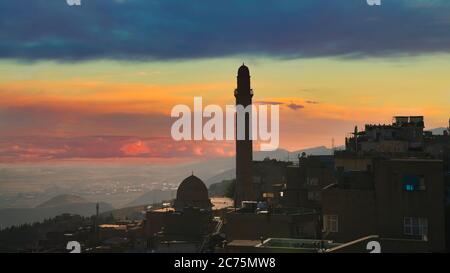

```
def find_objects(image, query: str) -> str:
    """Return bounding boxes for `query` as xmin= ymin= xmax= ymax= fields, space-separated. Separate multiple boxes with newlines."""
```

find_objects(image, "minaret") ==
xmin=95 ymin=202 xmax=100 ymax=243
xmin=234 ymin=63 xmax=255 ymax=206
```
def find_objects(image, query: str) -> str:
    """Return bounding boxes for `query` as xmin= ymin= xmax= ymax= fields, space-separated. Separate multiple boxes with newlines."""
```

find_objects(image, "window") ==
xmin=307 ymin=177 xmax=319 ymax=186
xmin=419 ymin=176 xmax=426 ymax=190
xmin=253 ymin=176 xmax=262 ymax=184
xmin=323 ymin=215 xmax=339 ymax=233
xmin=296 ymin=226 xmax=304 ymax=237
xmin=404 ymin=217 xmax=428 ymax=238
xmin=307 ymin=191 xmax=321 ymax=201
xmin=402 ymin=174 xmax=426 ymax=191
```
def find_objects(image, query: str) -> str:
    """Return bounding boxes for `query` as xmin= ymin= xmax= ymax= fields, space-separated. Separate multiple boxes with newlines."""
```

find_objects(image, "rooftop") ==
xmin=257 ymin=238 xmax=341 ymax=252
xmin=389 ymin=158 xmax=443 ymax=162
xmin=211 ymin=197 xmax=234 ymax=210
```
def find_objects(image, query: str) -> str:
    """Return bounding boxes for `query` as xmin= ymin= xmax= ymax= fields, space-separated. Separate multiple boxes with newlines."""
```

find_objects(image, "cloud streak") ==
xmin=0 ymin=135 xmax=237 ymax=162
xmin=1 ymin=0 xmax=450 ymax=61
xmin=286 ymin=102 xmax=304 ymax=111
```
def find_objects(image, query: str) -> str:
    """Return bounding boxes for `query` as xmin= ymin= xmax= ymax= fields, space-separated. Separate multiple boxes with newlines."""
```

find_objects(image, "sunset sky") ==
xmin=1 ymin=0 xmax=450 ymax=163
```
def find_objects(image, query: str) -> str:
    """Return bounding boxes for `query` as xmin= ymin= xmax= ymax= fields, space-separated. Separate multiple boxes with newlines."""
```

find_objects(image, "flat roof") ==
xmin=258 ymin=238 xmax=341 ymax=250
xmin=227 ymin=240 xmax=260 ymax=247
xmin=98 ymin=224 xmax=127 ymax=230
xmin=211 ymin=197 xmax=234 ymax=210
xmin=152 ymin=207 xmax=175 ymax=212
xmin=389 ymin=158 xmax=442 ymax=162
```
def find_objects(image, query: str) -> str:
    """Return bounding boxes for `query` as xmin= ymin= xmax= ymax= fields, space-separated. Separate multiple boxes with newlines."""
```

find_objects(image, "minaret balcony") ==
xmin=234 ymin=89 xmax=254 ymax=97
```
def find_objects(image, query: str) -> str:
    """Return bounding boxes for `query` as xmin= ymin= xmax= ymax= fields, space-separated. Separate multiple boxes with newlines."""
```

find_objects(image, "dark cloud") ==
xmin=306 ymin=100 xmax=320 ymax=104
xmin=255 ymin=100 xmax=307 ymax=110
xmin=287 ymin=102 xmax=304 ymax=111
xmin=1 ymin=0 xmax=450 ymax=61
xmin=254 ymin=101 xmax=284 ymax=105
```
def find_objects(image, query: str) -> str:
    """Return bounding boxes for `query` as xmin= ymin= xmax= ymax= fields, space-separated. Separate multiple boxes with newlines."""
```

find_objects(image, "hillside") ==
xmin=208 ymin=179 xmax=234 ymax=197
xmin=36 ymin=194 xmax=88 ymax=208
xmin=0 ymin=195 xmax=113 ymax=229
xmin=429 ymin=127 xmax=448 ymax=135
xmin=125 ymin=189 xmax=175 ymax=208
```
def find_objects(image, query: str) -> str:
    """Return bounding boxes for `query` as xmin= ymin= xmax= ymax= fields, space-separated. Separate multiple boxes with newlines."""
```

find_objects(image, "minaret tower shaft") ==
xmin=234 ymin=64 xmax=255 ymax=206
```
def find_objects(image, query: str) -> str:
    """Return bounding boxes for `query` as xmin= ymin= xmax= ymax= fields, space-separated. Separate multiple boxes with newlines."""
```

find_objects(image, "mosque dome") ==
xmin=174 ymin=175 xmax=212 ymax=211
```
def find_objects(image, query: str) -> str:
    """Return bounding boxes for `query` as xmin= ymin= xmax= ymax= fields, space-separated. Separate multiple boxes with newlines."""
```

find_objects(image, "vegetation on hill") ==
xmin=208 ymin=179 xmax=235 ymax=198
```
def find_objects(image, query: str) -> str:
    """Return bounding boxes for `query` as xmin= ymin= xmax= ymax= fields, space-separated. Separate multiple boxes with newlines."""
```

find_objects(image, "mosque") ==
xmin=173 ymin=174 xmax=213 ymax=212
xmin=144 ymin=174 xmax=215 ymax=252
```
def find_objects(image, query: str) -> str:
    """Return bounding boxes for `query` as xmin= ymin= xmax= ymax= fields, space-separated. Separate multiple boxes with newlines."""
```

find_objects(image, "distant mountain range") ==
xmin=429 ymin=127 xmax=448 ymax=135
xmin=36 ymin=194 xmax=89 ymax=208
xmin=126 ymin=189 xmax=176 ymax=207
xmin=208 ymin=179 xmax=234 ymax=197
xmin=0 ymin=194 xmax=113 ymax=229
xmin=205 ymin=169 xmax=236 ymax=188
xmin=99 ymin=204 xmax=148 ymax=221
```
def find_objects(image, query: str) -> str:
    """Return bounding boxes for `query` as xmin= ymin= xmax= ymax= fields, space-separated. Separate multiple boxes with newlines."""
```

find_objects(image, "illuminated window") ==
xmin=404 ymin=217 xmax=428 ymax=238
xmin=402 ymin=174 xmax=426 ymax=191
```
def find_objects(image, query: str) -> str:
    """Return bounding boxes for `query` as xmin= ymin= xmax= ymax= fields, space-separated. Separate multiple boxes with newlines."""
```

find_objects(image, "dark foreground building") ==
xmin=322 ymin=157 xmax=446 ymax=252
xmin=319 ymin=116 xmax=449 ymax=252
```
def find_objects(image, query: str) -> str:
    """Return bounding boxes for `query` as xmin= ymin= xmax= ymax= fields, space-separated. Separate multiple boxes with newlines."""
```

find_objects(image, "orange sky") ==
xmin=0 ymin=56 xmax=449 ymax=162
